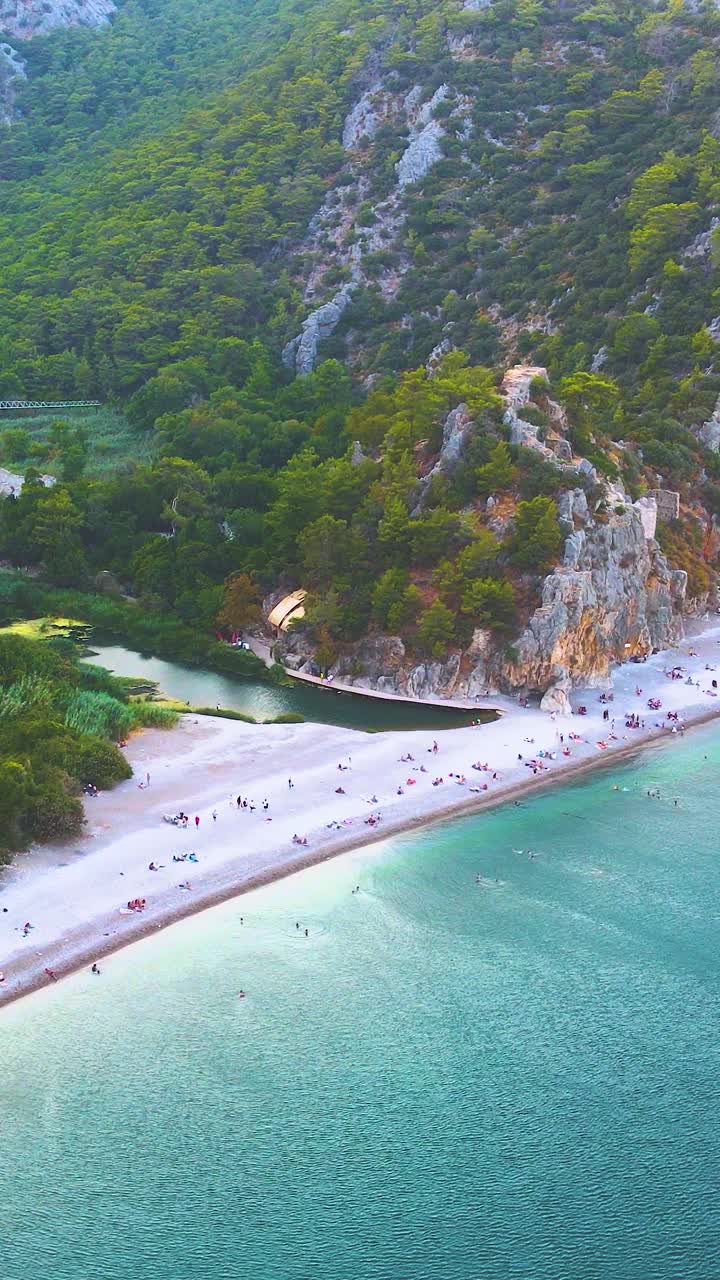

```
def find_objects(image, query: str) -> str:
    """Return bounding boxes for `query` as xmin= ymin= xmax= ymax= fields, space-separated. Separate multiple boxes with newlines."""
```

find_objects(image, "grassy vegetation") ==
xmin=190 ymin=705 xmax=258 ymax=723
xmin=0 ymin=408 xmax=156 ymax=479
xmin=0 ymin=615 xmax=88 ymax=640
xmin=0 ymin=631 xmax=178 ymax=856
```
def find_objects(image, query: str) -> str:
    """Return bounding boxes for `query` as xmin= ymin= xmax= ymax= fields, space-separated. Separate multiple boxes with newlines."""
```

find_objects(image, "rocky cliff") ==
xmin=278 ymin=492 xmax=687 ymax=704
xmin=0 ymin=38 xmax=25 ymax=122
xmin=281 ymin=78 xmax=473 ymax=373
xmin=501 ymin=498 xmax=687 ymax=705
xmin=0 ymin=0 xmax=114 ymax=39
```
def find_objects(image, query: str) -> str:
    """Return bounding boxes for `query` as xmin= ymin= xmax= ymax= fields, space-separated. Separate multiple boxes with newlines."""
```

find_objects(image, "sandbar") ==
xmin=2 ymin=622 xmax=720 ymax=1008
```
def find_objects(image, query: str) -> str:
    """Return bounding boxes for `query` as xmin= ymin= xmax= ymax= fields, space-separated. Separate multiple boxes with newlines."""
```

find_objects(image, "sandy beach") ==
xmin=3 ymin=621 xmax=720 ymax=1007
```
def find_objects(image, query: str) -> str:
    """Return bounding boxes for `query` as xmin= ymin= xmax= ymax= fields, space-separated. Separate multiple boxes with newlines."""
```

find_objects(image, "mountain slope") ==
xmin=1 ymin=0 xmax=720 ymax=696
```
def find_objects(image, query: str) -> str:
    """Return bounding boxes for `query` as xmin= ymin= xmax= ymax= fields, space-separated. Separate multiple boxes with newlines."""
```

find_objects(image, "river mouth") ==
xmin=85 ymin=644 xmax=498 ymax=732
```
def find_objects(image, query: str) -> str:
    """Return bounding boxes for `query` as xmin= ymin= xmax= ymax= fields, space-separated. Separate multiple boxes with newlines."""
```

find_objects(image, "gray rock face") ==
xmin=0 ymin=0 xmax=114 ymax=38
xmin=634 ymin=495 xmax=657 ymax=541
xmin=396 ymin=119 xmax=444 ymax=188
xmin=0 ymin=39 xmax=25 ymax=122
xmin=406 ymin=654 xmax=461 ymax=699
xmin=562 ymin=530 xmax=586 ymax=569
xmin=393 ymin=85 xmax=452 ymax=189
xmin=551 ymin=437 xmax=572 ymax=462
xmin=413 ymin=402 xmax=474 ymax=512
xmin=577 ymin=457 xmax=597 ymax=482
xmin=502 ymin=364 xmax=557 ymax=459
xmin=682 ymin=217 xmax=720 ymax=259
xmin=282 ymin=506 xmax=686 ymax=701
xmin=558 ymin=487 xmax=590 ymax=530
xmin=0 ymin=466 xmax=54 ymax=497
xmin=342 ymin=84 xmax=393 ymax=150
xmin=539 ymin=679 xmax=572 ymax=715
xmin=282 ymin=285 xmax=355 ymax=375
xmin=698 ymin=391 xmax=720 ymax=450
xmin=503 ymin=507 xmax=685 ymax=691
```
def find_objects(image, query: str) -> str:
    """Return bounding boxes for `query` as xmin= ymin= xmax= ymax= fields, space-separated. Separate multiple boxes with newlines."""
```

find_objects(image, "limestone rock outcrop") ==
xmin=396 ymin=118 xmax=445 ymax=188
xmin=282 ymin=285 xmax=355 ymax=375
xmin=412 ymin=402 xmax=474 ymax=512
xmin=539 ymin=679 xmax=572 ymax=715
xmin=293 ymin=502 xmax=687 ymax=702
xmin=0 ymin=466 xmax=54 ymax=497
xmin=501 ymin=364 xmax=561 ymax=463
xmin=697 ymin=391 xmax=720 ymax=451
xmin=0 ymin=0 xmax=115 ymax=39
xmin=342 ymin=84 xmax=394 ymax=150
xmin=499 ymin=506 xmax=685 ymax=692
xmin=0 ymin=40 xmax=24 ymax=122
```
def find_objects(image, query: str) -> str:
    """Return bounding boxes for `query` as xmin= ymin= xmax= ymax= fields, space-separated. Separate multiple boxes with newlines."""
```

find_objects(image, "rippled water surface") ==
xmin=86 ymin=644 xmax=490 ymax=731
xmin=3 ymin=728 xmax=720 ymax=1279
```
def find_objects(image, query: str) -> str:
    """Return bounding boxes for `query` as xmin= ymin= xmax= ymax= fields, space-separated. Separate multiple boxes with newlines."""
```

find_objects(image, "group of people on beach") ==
xmin=10 ymin=630 xmax=720 ymax=1000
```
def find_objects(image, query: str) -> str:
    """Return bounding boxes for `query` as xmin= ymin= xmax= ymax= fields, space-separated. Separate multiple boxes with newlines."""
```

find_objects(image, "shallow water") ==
xmin=87 ymin=644 xmax=491 ymax=732
xmin=2 ymin=727 xmax=720 ymax=1279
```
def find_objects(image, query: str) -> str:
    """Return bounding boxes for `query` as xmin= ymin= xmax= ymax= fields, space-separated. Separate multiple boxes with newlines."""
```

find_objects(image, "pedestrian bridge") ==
xmin=0 ymin=400 xmax=101 ymax=411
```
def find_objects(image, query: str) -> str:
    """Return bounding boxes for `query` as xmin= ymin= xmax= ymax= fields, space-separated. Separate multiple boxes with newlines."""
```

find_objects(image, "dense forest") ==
xmin=0 ymin=630 xmax=176 ymax=858
xmin=1 ymin=0 xmax=720 ymax=679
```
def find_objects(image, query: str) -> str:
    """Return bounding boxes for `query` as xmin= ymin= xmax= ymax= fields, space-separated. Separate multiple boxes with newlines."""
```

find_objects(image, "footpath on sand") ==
xmin=2 ymin=621 xmax=720 ymax=1007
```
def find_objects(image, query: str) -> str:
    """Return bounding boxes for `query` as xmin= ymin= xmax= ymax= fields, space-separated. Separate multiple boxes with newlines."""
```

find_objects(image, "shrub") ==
xmin=64 ymin=690 xmax=135 ymax=740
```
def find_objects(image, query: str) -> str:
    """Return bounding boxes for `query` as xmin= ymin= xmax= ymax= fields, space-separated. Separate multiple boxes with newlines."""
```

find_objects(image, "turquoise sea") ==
xmin=2 ymin=727 xmax=720 ymax=1280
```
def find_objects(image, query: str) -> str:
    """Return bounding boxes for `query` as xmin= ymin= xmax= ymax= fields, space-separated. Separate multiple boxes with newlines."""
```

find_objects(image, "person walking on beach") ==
xmin=195 ymin=815 xmax=200 ymax=829
xmin=236 ymin=795 xmax=242 ymax=808
xmin=212 ymin=809 xmax=217 ymax=822
xmin=288 ymin=778 xmax=294 ymax=789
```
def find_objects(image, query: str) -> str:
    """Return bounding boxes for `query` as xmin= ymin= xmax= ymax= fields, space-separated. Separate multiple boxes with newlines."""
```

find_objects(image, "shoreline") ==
xmin=0 ymin=722 xmax=694 ymax=1013
xmin=3 ymin=624 xmax=720 ymax=1010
